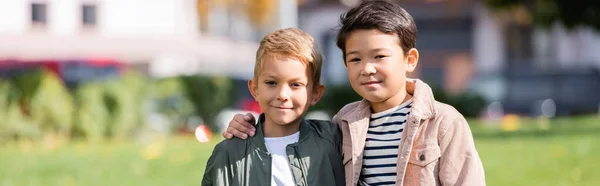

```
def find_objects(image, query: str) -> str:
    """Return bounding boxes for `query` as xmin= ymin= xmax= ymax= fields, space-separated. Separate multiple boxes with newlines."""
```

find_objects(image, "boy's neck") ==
xmin=262 ymin=117 xmax=302 ymax=138
xmin=370 ymin=89 xmax=413 ymax=113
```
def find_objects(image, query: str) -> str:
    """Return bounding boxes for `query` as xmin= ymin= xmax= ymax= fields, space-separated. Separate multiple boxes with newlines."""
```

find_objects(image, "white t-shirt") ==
xmin=264 ymin=131 xmax=300 ymax=186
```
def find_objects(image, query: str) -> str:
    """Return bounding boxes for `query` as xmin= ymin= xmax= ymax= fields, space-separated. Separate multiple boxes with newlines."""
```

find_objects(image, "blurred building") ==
xmin=299 ymin=0 xmax=600 ymax=87
xmin=1 ymin=0 xmax=598 ymax=115
xmin=299 ymin=0 xmax=600 ymax=115
xmin=0 ymin=0 xmax=278 ymax=80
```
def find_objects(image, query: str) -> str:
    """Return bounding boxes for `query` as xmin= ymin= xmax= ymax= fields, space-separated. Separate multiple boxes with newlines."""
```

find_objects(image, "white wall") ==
xmin=0 ymin=0 xmax=28 ymax=34
xmin=0 ymin=0 xmax=199 ymax=37
xmin=100 ymin=0 xmax=198 ymax=37
xmin=50 ymin=0 xmax=78 ymax=35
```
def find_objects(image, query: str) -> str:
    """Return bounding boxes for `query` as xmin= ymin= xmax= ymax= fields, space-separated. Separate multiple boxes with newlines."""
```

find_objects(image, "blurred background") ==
xmin=0 ymin=0 xmax=599 ymax=185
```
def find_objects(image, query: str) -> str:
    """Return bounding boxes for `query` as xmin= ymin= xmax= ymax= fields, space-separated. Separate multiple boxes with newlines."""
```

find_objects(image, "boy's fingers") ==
xmin=243 ymin=113 xmax=256 ymax=124
xmin=231 ymin=118 xmax=255 ymax=137
xmin=222 ymin=131 xmax=233 ymax=139
xmin=235 ymin=114 xmax=256 ymax=132
xmin=224 ymin=114 xmax=255 ymax=139
xmin=226 ymin=127 xmax=248 ymax=139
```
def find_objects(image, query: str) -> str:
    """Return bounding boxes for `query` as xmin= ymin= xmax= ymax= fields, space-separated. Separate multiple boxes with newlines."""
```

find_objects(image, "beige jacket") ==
xmin=332 ymin=79 xmax=486 ymax=186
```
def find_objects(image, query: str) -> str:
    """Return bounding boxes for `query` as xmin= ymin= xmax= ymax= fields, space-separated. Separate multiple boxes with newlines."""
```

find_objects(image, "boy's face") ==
xmin=249 ymin=56 xmax=324 ymax=126
xmin=344 ymin=29 xmax=418 ymax=104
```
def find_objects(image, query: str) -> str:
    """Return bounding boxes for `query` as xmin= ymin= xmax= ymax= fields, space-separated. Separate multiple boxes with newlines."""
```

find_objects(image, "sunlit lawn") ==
xmin=1 ymin=116 xmax=599 ymax=186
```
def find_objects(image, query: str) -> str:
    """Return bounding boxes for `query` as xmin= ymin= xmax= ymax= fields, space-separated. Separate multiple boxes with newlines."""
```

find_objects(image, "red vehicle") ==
xmin=0 ymin=58 xmax=125 ymax=88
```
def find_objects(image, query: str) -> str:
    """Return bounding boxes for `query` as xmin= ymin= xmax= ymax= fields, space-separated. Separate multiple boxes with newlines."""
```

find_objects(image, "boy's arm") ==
xmin=222 ymin=109 xmax=346 ymax=140
xmin=438 ymin=115 xmax=486 ymax=186
xmin=201 ymin=143 xmax=229 ymax=186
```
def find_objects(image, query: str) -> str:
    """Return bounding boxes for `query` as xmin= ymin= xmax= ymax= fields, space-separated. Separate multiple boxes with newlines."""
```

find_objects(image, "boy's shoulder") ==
xmin=211 ymin=137 xmax=248 ymax=156
xmin=432 ymin=101 xmax=465 ymax=121
xmin=304 ymin=119 xmax=341 ymax=139
xmin=305 ymin=119 xmax=339 ymax=132
xmin=333 ymin=100 xmax=365 ymax=119
xmin=339 ymin=100 xmax=362 ymax=112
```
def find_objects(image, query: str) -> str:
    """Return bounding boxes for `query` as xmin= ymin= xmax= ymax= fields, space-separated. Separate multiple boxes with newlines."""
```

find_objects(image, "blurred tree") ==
xmin=149 ymin=77 xmax=196 ymax=132
xmin=104 ymin=71 xmax=147 ymax=139
xmin=197 ymin=0 xmax=211 ymax=32
xmin=485 ymin=0 xmax=600 ymax=30
xmin=11 ymin=69 xmax=43 ymax=113
xmin=180 ymin=75 xmax=234 ymax=132
xmin=73 ymin=83 xmax=110 ymax=142
xmin=0 ymin=81 xmax=40 ymax=141
xmin=29 ymin=70 xmax=75 ymax=137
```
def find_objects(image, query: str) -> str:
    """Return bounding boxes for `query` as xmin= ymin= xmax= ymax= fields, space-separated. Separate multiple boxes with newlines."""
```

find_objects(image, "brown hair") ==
xmin=336 ymin=0 xmax=417 ymax=61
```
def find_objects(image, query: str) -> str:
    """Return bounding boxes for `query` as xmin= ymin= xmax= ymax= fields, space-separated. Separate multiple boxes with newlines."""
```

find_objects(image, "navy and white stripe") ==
xmin=360 ymin=99 xmax=412 ymax=186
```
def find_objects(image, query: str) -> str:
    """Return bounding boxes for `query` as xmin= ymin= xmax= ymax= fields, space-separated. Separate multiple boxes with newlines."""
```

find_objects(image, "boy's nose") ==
xmin=276 ymin=86 xmax=291 ymax=101
xmin=361 ymin=62 xmax=377 ymax=76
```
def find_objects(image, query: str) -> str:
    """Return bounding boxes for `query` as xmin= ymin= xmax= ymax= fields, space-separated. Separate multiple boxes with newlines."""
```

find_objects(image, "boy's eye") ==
xmin=348 ymin=58 xmax=360 ymax=62
xmin=265 ymin=81 xmax=276 ymax=85
xmin=375 ymin=55 xmax=386 ymax=59
xmin=291 ymin=83 xmax=304 ymax=88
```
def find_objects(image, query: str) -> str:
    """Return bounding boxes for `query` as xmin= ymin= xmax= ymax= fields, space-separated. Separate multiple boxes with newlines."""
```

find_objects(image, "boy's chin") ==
xmin=268 ymin=116 xmax=300 ymax=126
xmin=358 ymin=92 xmax=389 ymax=103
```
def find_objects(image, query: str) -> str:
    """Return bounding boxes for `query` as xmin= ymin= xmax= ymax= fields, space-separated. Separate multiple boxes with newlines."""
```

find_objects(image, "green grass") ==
xmin=470 ymin=116 xmax=600 ymax=186
xmin=0 ymin=135 xmax=220 ymax=186
xmin=1 ymin=116 xmax=599 ymax=186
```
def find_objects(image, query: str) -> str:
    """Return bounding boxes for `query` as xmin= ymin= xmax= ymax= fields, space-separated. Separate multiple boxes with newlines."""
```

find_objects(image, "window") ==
xmin=31 ymin=3 xmax=47 ymax=25
xmin=82 ymin=4 xmax=97 ymax=26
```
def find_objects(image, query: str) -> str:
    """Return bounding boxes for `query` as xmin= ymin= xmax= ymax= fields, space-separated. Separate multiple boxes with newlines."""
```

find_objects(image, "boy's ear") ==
xmin=248 ymin=79 xmax=259 ymax=101
xmin=310 ymin=84 xmax=325 ymax=106
xmin=406 ymin=48 xmax=419 ymax=72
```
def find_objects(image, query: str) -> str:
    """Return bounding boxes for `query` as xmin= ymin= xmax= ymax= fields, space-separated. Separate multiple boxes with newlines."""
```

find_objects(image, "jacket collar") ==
xmin=249 ymin=113 xmax=311 ymax=153
xmin=339 ymin=78 xmax=438 ymax=122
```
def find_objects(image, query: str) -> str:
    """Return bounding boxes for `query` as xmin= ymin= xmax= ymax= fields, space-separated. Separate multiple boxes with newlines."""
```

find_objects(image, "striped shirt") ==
xmin=359 ymin=99 xmax=413 ymax=186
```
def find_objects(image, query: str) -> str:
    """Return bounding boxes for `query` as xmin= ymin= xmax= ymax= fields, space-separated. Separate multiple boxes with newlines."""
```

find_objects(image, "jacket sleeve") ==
xmin=202 ymin=142 xmax=229 ymax=186
xmin=438 ymin=115 xmax=486 ymax=186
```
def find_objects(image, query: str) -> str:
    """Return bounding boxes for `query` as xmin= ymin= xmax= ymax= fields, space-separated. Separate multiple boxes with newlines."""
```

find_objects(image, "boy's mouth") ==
xmin=361 ymin=81 xmax=382 ymax=86
xmin=272 ymin=106 xmax=293 ymax=109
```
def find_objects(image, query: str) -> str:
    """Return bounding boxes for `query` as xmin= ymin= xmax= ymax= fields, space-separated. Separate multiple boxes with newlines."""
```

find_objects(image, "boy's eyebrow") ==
xmin=370 ymin=48 xmax=389 ymax=53
xmin=346 ymin=48 xmax=390 ymax=56
xmin=262 ymin=74 xmax=307 ymax=81
xmin=266 ymin=74 xmax=278 ymax=79
xmin=346 ymin=50 xmax=360 ymax=56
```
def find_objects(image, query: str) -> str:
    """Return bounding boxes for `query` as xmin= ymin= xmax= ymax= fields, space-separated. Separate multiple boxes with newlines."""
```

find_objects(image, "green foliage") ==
xmin=433 ymin=88 xmax=488 ymax=118
xmin=73 ymin=83 xmax=110 ymax=141
xmin=0 ymin=81 xmax=40 ymax=141
xmin=104 ymin=71 xmax=147 ymax=139
xmin=148 ymin=77 xmax=196 ymax=132
xmin=0 ymin=68 xmax=238 ymax=140
xmin=29 ymin=71 xmax=75 ymax=136
xmin=10 ymin=69 xmax=43 ymax=106
xmin=485 ymin=0 xmax=600 ymax=30
xmin=180 ymin=75 xmax=235 ymax=131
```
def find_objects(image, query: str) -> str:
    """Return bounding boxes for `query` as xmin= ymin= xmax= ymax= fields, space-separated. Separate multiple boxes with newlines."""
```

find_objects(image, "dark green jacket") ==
xmin=201 ymin=114 xmax=345 ymax=186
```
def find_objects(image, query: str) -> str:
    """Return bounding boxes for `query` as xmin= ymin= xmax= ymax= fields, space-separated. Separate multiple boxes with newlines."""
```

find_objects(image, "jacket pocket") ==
xmin=408 ymin=146 xmax=441 ymax=167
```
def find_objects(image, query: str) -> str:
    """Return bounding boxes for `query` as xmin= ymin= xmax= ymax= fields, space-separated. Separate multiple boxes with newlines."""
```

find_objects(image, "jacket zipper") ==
xmin=294 ymin=146 xmax=309 ymax=185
